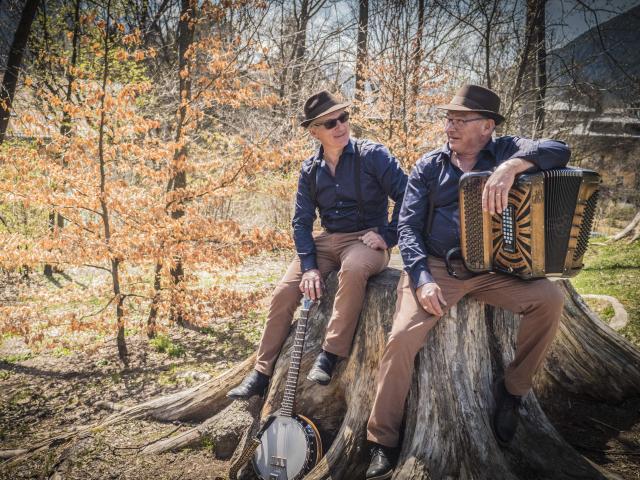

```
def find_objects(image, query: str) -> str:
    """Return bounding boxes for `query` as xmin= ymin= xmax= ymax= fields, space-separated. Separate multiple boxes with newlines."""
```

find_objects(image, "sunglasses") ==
xmin=313 ymin=111 xmax=350 ymax=129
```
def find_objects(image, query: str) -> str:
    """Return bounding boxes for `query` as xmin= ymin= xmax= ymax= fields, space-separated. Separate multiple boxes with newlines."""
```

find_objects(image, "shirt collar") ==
xmin=441 ymin=141 xmax=453 ymax=159
xmin=316 ymin=138 xmax=355 ymax=163
xmin=480 ymin=137 xmax=497 ymax=158
xmin=442 ymin=138 xmax=496 ymax=170
xmin=477 ymin=138 xmax=497 ymax=170
xmin=343 ymin=138 xmax=355 ymax=156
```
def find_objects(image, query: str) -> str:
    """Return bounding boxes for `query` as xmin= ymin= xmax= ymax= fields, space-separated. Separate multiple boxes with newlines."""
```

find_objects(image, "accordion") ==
xmin=459 ymin=167 xmax=600 ymax=279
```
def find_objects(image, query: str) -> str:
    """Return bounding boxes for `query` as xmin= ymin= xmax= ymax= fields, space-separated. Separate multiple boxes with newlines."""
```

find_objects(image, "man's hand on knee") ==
xmin=416 ymin=282 xmax=447 ymax=316
xmin=359 ymin=231 xmax=388 ymax=250
xmin=300 ymin=269 xmax=323 ymax=300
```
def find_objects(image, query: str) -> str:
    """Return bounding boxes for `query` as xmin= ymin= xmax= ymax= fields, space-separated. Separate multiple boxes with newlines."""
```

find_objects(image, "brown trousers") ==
xmin=255 ymin=229 xmax=390 ymax=376
xmin=366 ymin=257 xmax=564 ymax=447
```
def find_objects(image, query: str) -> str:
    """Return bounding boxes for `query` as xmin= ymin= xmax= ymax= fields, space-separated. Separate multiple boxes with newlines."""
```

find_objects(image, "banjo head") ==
xmin=253 ymin=415 xmax=321 ymax=480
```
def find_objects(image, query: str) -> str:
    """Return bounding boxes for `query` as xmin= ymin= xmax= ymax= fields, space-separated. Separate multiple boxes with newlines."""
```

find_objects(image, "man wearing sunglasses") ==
xmin=227 ymin=90 xmax=407 ymax=399
xmin=365 ymin=85 xmax=571 ymax=479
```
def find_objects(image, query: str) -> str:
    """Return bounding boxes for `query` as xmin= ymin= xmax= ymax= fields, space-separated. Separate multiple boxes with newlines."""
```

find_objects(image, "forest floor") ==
xmin=1 ymin=245 xmax=639 ymax=479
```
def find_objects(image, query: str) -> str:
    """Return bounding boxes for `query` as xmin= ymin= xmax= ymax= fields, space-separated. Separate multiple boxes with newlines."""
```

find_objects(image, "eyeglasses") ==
xmin=443 ymin=116 xmax=487 ymax=128
xmin=313 ymin=111 xmax=350 ymax=129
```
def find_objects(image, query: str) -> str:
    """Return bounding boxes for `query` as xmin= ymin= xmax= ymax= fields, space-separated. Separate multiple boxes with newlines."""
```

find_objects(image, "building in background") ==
xmin=546 ymin=4 xmax=640 ymax=205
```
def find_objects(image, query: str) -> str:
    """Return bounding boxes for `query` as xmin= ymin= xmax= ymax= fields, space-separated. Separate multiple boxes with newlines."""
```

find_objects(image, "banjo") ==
xmin=252 ymin=297 xmax=323 ymax=480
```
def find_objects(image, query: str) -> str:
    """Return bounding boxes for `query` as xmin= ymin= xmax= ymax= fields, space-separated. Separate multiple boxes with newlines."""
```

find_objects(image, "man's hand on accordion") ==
xmin=482 ymin=158 xmax=535 ymax=215
xmin=416 ymin=282 xmax=447 ymax=316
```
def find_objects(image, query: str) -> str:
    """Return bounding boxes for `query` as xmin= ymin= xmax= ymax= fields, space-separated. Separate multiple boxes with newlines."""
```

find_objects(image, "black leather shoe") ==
xmin=366 ymin=443 xmax=395 ymax=480
xmin=306 ymin=350 xmax=338 ymax=385
xmin=492 ymin=378 xmax=522 ymax=446
xmin=226 ymin=370 xmax=270 ymax=399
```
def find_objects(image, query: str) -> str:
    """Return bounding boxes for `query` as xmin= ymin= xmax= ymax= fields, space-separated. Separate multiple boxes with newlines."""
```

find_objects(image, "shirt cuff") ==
xmin=380 ymin=228 xmax=398 ymax=249
xmin=300 ymin=255 xmax=318 ymax=272
xmin=410 ymin=265 xmax=435 ymax=290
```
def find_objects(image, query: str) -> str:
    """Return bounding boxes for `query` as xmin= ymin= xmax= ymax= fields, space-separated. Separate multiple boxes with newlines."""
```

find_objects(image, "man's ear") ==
xmin=308 ymin=126 xmax=318 ymax=139
xmin=484 ymin=118 xmax=496 ymax=134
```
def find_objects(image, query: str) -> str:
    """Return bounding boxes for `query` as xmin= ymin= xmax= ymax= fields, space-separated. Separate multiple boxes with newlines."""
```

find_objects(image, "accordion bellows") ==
xmin=459 ymin=168 xmax=601 ymax=279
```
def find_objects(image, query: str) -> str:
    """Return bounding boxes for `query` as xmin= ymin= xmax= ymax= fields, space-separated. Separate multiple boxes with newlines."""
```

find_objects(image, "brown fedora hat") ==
xmin=300 ymin=90 xmax=351 ymax=127
xmin=437 ymin=84 xmax=505 ymax=125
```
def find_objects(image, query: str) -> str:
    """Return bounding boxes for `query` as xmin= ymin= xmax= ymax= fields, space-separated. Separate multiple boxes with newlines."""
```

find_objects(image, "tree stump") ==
xmin=244 ymin=268 xmax=640 ymax=479
xmin=5 ymin=268 xmax=639 ymax=479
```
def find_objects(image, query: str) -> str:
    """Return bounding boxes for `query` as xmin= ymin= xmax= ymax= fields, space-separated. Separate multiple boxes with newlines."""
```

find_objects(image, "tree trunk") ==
xmin=410 ymin=0 xmax=425 ymax=124
xmin=0 ymin=0 xmax=40 ymax=143
xmin=97 ymin=0 xmax=127 ymax=367
xmin=147 ymin=260 xmax=163 ymax=338
xmin=533 ymin=0 xmax=546 ymax=135
xmin=44 ymin=0 xmax=80 ymax=276
xmin=354 ymin=0 xmax=368 ymax=108
xmin=7 ymin=270 xmax=640 ymax=478
xmin=162 ymin=0 xmax=196 ymax=326
xmin=481 ymin=1 xmax=499 ymax=91
xmin=290 ymin=0 xmax=310 ymax=110
xmin=503 ymin=0 xmax=539 ymax=130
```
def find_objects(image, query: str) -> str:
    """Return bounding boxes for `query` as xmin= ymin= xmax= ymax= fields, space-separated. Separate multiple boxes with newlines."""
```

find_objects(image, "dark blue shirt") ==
xmin=399 ymin=136 xmax=571 ymax=289
xmin=293 ymin=138 xmax=408 ymax=272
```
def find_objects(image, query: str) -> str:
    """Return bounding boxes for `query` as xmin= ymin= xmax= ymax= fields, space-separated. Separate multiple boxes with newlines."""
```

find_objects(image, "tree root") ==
xmin=608 ymin=210 xmax=640 ymax=243
xmin=2 ymin=351 xmax=255 ymax=468
xmin=141 ymin=396 xmax=262 ymax=458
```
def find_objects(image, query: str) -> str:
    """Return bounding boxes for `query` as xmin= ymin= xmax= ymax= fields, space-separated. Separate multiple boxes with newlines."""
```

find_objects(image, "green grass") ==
xmin=9 ymin=389 xmax=33 ymax=405
xmin=149 ymin=335 xmax=185 ymax=358
xmin=0 ymin=352 xmax=33 ymax=363
xmin=201 ymin=309 xmax=265 ymax=360
xmin=158 ymin=365 xmax=180 ymax=386
xmin=202 ymin=436 xmax=215 ymax=452
xmin=41 ymin=295 xmax=109 ymax=314
xmin=572 ymin=240 xmax=640 ymax=346
xmin=600 ymin=304 xmax=615 ymax=321
xmin=52 ymin=346 xmax=72 ymax=357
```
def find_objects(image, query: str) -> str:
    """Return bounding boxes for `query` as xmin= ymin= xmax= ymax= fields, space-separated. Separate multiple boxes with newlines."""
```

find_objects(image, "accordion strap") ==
xmin=445 ymin=247 xmax=462 ymax=278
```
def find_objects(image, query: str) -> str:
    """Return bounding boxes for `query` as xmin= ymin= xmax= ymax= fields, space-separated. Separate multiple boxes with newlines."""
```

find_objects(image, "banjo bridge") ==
xmin=269 ymin=456 xmax=287 ymax=468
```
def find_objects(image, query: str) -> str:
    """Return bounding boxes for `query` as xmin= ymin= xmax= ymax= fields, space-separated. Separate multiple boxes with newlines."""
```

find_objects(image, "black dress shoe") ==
xmin=492 ymin=378 xmax=522 ymax=446
xmin=365 ymin=443 xmax=395 ymax=479
xmin=306 ymin=350 xmax=338 ymax=385
xmin=226 ymin=369 xmax=270 ymax=399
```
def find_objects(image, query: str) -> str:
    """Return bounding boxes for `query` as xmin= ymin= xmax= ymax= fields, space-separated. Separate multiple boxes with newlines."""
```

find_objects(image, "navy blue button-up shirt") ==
xmin=293 ymin=138 xmax=408 ymax=272
xmin=399 ymin=136 xmax=571 ymax=289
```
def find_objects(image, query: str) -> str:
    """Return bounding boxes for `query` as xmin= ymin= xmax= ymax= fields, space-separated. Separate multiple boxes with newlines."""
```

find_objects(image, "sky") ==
xmin=547 ymin=0 xmax=640 ymax=46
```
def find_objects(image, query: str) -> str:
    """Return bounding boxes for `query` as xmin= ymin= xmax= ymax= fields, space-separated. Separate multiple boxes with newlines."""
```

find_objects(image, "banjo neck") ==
xmin=280 ymin=297 xmax=313 ymax=418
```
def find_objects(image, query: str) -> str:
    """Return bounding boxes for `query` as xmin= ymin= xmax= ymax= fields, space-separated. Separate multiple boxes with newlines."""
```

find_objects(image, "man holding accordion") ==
xmin=365 ymin=84 xmax=572 ymax=479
